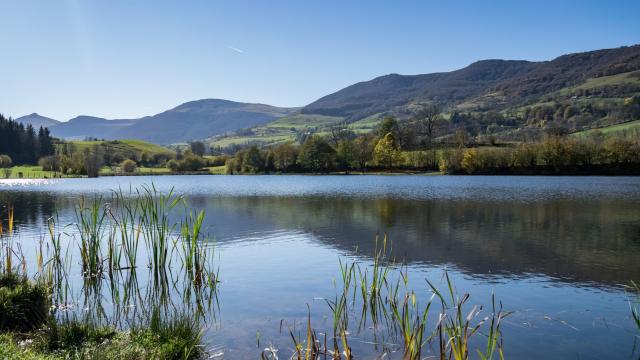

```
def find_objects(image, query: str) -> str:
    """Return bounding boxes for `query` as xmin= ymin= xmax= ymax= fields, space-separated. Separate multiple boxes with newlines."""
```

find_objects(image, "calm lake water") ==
xmin=1 ymin=175 xmax=639 ymax=359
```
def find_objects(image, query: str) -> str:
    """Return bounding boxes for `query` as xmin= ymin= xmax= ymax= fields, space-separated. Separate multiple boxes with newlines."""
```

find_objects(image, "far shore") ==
xmin=3 ymin=165 xmax=640 ymax=181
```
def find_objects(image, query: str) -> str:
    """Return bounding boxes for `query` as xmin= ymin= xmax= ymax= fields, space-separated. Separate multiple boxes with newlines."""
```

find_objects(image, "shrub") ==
xmin=438 ymin=149 xmax=464 ymax=174
xmin=207 ymin=155 xmax=228 ymax=167
xmin=166 ymin=153 xmax=206 ymax=173
xmin=404 ymin=150 xmax=437 ymax=169
xmin=0 ymin=154 xmax=13 ymax=168
xmin=604 ymin=137 xmax=637 ymax=164
xmin=167 ymin=159 xmax=179 ymax=172
xmin=511 ymin=143 xmax=538 ymax=168
xmin=121 ymin=159 xmax=137 ymax=173
xmin=182 ymin=153 xmax=206 ymax=172
xmin=0 ymin=272 xmax=49 ymax=332
xmin=38 ymin=155 xmax=59 ymax=172
xmin=461 ymin=148 xmax=479 ymax=174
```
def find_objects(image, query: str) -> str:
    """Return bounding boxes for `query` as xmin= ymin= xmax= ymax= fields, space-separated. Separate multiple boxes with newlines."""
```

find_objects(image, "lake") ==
xmin=1 ymin=175 xmax=639 ymax=359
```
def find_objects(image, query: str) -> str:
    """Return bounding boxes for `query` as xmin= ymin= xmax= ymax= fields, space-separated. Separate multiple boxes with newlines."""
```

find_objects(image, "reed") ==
xmin=631 ymin=280 xmax=640 ymax=330
xmin=44 ymin=216 xmax=76 ymax=312
xmin=110 ymin=189 xmax=142 ymax=270
xmin=387 ymin=285 xmax=432 ymax=359
xmin=281 ymin=237 xmax=511 ymax=360
xmin=7 ymin=203 xmax=14 ymax=235
xmin=75 ymin=197 xmax=107 ymax=277
xmin=136 ymin=185 xmax=181 ymax=275
xmin=0 ymin=187 xmax=221 ymax=360
xmin=428 ymin=272 xmax=511 ymax=360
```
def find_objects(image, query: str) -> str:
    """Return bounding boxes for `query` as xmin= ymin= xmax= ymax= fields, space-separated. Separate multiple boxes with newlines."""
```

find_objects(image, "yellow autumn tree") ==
xmin=373 ymin=133 xmax=403 ymax=168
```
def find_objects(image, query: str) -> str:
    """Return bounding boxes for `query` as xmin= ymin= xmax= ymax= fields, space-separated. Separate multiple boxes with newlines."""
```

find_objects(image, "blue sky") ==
xmin=1 ymin=0 xmax=639 ymax=121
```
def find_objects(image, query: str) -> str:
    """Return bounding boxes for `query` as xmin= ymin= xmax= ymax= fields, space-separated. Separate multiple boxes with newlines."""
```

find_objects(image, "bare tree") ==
xmin=328 ymin=122 xmax=354 ymax=147
xmin=83 ymin=146 xmax=104 ymax=178
xmin=412 ymin=103 xmax=441 ymax=147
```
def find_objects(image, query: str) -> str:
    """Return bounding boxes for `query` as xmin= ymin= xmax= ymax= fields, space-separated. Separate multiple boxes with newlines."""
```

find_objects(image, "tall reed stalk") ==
xmin=75 ymin=197 xmax=107 ymax=277
xmin=631 ymin=280 xmax=640 ymax=330
xmin=282 ymin=237 xmax=510 ymax=360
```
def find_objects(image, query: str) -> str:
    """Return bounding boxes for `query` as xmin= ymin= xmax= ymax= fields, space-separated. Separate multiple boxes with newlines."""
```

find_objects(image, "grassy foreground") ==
xmin=1 ymin=165 xmax=227 ymax=179
xmin=0 ymin=270 xmax=203 ymax=360
xmin=0 ymin=322 xmax=201 ymax=360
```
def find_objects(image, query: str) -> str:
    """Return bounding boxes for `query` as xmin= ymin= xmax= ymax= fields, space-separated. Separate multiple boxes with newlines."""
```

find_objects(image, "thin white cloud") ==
xmin=226 ymin=45 xmax=244 ymax=54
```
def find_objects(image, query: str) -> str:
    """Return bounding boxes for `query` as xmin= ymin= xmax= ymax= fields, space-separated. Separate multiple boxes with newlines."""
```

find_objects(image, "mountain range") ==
xmin=14 ymin=44 xmax=640 ymax=145
xmin=302 ymin=45 xmax=640 ymax=119
xmin=16 ymin=100 xmax=297 ymax=144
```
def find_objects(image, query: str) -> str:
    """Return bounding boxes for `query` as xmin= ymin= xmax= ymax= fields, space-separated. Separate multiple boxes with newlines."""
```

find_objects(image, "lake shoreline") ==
xmin=4 ymin=168 xmax=640 ymax=180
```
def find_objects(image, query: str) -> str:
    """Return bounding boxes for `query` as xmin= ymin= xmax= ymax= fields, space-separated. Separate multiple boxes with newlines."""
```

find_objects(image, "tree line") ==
xmin=223 ymin=107 xmax=640 ymax=175
xmin=0 ymin=114 xmax=55 ymax=165
xmin=38 ymin=142 xmax=213 ymax=177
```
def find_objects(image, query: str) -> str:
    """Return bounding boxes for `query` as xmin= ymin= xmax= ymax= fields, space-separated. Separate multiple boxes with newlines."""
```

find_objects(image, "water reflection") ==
xmin=2 ymin=176 xmax=640 ymax=359
xmin=189 ymin=196 xmax=640 ymax=286
xmin=3 ymin=190 xmax=639 ymax=287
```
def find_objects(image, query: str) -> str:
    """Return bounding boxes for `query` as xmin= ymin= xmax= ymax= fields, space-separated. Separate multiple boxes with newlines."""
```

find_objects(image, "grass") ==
xmin=266 ymin=114 xmax=344 ymax=129
xmin=100 ymin=166 xmax=174 ymax=175
xmin=2 ymin=165 xmax=222 ymax=179
xmin=209 ymin=132 xmax=294 ymax=148
xmin=0 ymin=272 xmax=49 ymax=332
xmin=0 ymin=185 xmax=218 ymax=359
xmin=70 ymin=139 xmax=174 ymax=158
xmin=3 ymin=165 xmax=177 ymax=179
xmin=556 ymin=70 xmax=640 ymax=96
xmin=3 ymin=165 xmax=67 ymax=179
xmin=207 ymin=166 xmax=226 ymax=175
xmin=0 ymin=316 xmax=202 ymax=360
xmin=571 ymin=119 xmax=640 ymax=139
xmin=207 ymin=111 xmax=386 ymax=148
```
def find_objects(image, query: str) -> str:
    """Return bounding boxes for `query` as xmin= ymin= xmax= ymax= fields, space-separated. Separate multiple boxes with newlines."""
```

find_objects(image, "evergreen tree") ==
xmin=0 ymin=114 xmax=56 ymax=164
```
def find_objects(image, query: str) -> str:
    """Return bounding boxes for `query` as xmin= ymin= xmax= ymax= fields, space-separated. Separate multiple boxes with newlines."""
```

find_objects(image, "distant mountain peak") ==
xmin=14 ymin=113 xmax=60 ymax=128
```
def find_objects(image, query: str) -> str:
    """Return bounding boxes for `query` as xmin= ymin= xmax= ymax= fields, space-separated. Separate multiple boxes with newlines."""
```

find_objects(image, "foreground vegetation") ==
xmin=0 ymin=187 xmax=217 ymax=359
xmin=0 ymin=278 xmax=203 ymax=360
xmin=261 ymin=237 xmax=511 ymax=360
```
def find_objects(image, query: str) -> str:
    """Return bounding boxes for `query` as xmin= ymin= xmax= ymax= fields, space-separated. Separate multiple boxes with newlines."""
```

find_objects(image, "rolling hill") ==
xmin=52 ymin=116 xmax=138 ymax=140
xmin=16 ymin=99 xmax=298 ymax=145
xmin=68 ymin=139 xmax=175 ymax=159
xmin=302 ymin=45 xmax=640 ymax=120
xmin=113 ymin=99 xmax=298 ymax=144
xmin=208 ymin=45 xmax=640 ymax=148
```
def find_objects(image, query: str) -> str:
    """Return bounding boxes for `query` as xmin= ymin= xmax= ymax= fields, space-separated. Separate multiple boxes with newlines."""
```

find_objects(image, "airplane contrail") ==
xmin=226 ymin=45 xmax=244 ymax=53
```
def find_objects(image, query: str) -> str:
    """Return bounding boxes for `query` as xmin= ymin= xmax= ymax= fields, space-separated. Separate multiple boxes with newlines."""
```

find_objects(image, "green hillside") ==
xmin=209 ymin=70 xmax=640 ymax=150
xmin=208 ymin=114 xmax=345 ymax=148
xmin=68 ymin=139 xmax=175 ymax=158
xmin=571 ymin=119 xmax=640 ymax=138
